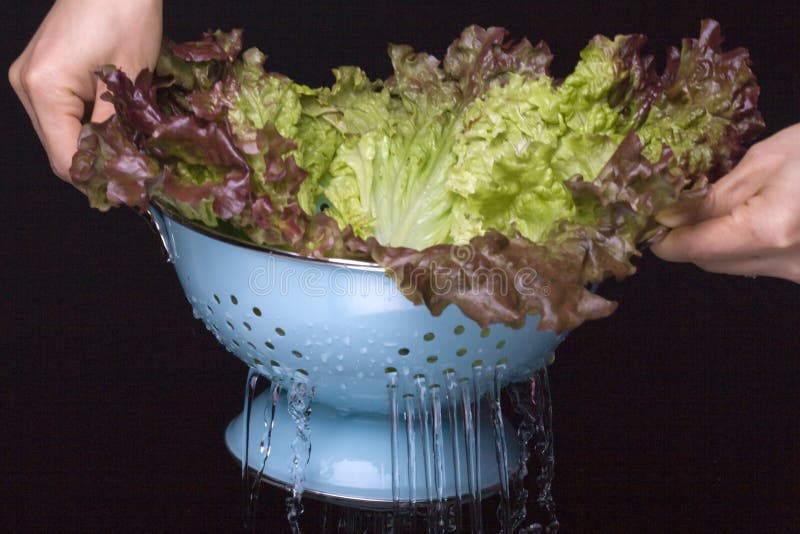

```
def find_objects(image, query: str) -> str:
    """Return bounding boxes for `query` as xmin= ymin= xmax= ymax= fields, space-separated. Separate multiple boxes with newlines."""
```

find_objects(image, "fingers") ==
xmin=9 ymin=57 xmax=46 ymax=154
xmin=656 ymin=153 xmax=765 ymax=228
xmin=652 ymin=209 xmax=757 ymax=264
xmin=657 ymin=124 xmax=800 ymax=229
xmin=10 ymin=33 xmax=97 ymax=180
xmin=696 ymin=246 xmax=800 ymax=283
xmin=652 ymin=180 xmax=800 ymax=283
xmin=23 ymin=69 xmax=88 ymax=180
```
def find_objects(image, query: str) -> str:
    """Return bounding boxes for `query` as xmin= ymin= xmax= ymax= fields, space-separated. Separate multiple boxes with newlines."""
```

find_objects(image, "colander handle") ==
xmin=146 ymin=205 xmax=176 ymax=261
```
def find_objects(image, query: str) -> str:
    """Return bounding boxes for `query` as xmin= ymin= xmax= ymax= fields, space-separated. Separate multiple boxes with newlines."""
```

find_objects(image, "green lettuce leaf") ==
xmin=70 ymin=21 xmax=764 ymax=332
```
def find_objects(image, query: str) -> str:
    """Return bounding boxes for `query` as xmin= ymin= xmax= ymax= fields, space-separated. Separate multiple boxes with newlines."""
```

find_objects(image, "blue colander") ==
xmin=149 ymin=205 xmax=567 ymax=507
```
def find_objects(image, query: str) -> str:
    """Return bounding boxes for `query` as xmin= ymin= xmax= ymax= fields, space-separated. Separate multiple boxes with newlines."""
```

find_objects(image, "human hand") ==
xmin=9 ymin=0 xmax=162 ymax=180
xmin=651 ymin=124 xmax=800 ymax=283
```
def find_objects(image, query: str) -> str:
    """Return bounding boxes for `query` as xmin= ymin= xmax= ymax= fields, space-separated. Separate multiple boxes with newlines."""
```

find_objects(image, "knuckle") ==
xmin=8 ymin=59 xmax=22 ymax=90
xmin=50 ymin=157 xmax=71 ymax=181
xmin=752 ymin=208 xmax=799 ymax=251
xmin=20 ymin=65 xmax=50 ymax=94
xmin=742 ymin=140 xmax=783 ymax=172
xmin=767 ymin=218 xmax=799 ymax=251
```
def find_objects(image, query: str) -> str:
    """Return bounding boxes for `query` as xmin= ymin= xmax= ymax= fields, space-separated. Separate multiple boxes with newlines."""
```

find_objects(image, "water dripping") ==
xmin=403 ymin=393 xmax=417 ymax=509
xmin=509 ymin=367 xmax=559 ymax=533
xmin=459 ymin=377 xmax=482 ymax=533
xmin=414 ymin=374 xmax=436 ymax=530
xmin=531 ymin=367 xmax=558 ymax=533
xmin=248 ymin=379 xmax=282 ymax=525
xmin=386 ymin=370 xmax=401 ymax=508
xmin=286 ymin=371 xmax=316 ymax=534
xmin=444 ymin=370 xmax=464 ymax=532
xmin=471 ymin=362 xmax=485 ymax=532
xmin=242 ymin=368 xmax=260 ymax=530
xmin=508 ymin=380 xmax=533 ymax=531
xmin=490 ymin=362 xmax=512 ymax=533
xmin=430 ymin=383 xmax=446 ymax=531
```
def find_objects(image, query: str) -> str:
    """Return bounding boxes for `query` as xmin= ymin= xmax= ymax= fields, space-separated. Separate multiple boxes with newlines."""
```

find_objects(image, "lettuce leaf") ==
xmin=70 ymin=20 xmax=763 ymax=332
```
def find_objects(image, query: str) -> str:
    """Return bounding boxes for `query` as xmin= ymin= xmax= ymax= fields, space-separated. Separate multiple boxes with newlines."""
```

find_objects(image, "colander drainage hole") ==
xmin=275 ymin=327 xmax=286 ymax=336
xmin=398 ymin=348 xmax=410 ymax=356
xmin=454 ymin=325 xmax=465 ymax=335
xmin=481 ymin=328 xmax=491 ymax=338
xmin=252 ymin=307 xmax=262 ymax=317
xmin=265 ymin=341 xmax=275 ymax=350
xmin=426 ymin=355 xmax=438 ymax=364
xmin=247 ymin=341 xmax=257 ymax=350
xmin=496 ymin=339 xmax=507 ymax=349
xmin=456 ymin=348 xmax=467 ymax=357
xmin=423 ymin=332 xmax=435 ymax=341
xmin=243 ymin=321 xmax=252 ymax=331
xmin=206 ymin=305 xmax=213 ymax=314
xmin=230 ymin=294 xmax=238 ymax=305
xmin=226 ymin=320 xmax=235 ymax=330
xmin=213 ymin=294 xmax=221 ymax=304
xmin=292 ymin=350 xmax=303 ymax=359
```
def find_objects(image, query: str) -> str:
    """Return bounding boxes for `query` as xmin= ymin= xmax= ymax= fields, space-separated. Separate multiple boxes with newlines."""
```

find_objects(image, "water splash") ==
xmin=531 ymin=367 xmax=558 ymax=532
xmin=286 ymin=371 xmax=316 ymax=534
xmin=509 ymin=367 xmax=559 ymax=533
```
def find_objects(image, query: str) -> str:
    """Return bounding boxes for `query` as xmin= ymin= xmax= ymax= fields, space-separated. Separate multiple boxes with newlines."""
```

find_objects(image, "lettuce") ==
xmin=70 ymin=21 xmax=763 ymax=332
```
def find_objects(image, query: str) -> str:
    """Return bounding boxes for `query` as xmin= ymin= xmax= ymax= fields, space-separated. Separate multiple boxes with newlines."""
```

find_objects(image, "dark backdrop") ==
xmin=2 ymin=1 xmax=798 ymax=532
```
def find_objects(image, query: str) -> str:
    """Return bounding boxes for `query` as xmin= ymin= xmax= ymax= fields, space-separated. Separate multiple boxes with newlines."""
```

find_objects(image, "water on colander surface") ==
xmin=240 ymin=366 xmax=558 ymax=533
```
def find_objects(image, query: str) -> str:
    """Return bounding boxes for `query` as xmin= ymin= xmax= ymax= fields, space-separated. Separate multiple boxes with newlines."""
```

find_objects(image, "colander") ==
xmin=148 ymin=205 xmax=567 ymax=507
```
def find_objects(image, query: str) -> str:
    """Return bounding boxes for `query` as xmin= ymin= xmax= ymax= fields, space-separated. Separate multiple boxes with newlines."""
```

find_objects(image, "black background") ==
xmin=2 ymin=1 xmax=799 ymax=532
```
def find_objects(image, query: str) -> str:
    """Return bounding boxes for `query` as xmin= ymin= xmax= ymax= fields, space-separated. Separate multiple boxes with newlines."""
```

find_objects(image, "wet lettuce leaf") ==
xmin=70 ymin=21 xmax=763 ymax=332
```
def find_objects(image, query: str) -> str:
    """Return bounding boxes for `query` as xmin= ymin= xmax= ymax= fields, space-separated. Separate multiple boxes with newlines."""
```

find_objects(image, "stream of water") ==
xmin=239 ymin=363 xmax=558 ymax=533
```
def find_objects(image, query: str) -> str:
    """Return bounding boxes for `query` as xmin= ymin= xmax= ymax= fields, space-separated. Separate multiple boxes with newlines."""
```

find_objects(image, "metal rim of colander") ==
xmin=147 ymin=201 xmax=385 ymax=272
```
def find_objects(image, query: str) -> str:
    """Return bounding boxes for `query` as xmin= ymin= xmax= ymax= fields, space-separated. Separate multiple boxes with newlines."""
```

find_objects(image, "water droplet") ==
xmin=335 ymin=364 xmax=344 ymax=372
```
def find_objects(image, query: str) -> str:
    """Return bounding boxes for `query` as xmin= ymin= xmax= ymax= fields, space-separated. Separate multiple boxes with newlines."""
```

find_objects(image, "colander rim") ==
xmin=148 ymin=202 xmax=385 ymax=272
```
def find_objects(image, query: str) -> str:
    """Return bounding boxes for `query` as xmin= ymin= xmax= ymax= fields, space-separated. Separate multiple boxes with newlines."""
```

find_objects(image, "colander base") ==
xmin=225 ymin=390 xmax=520 ymax=509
